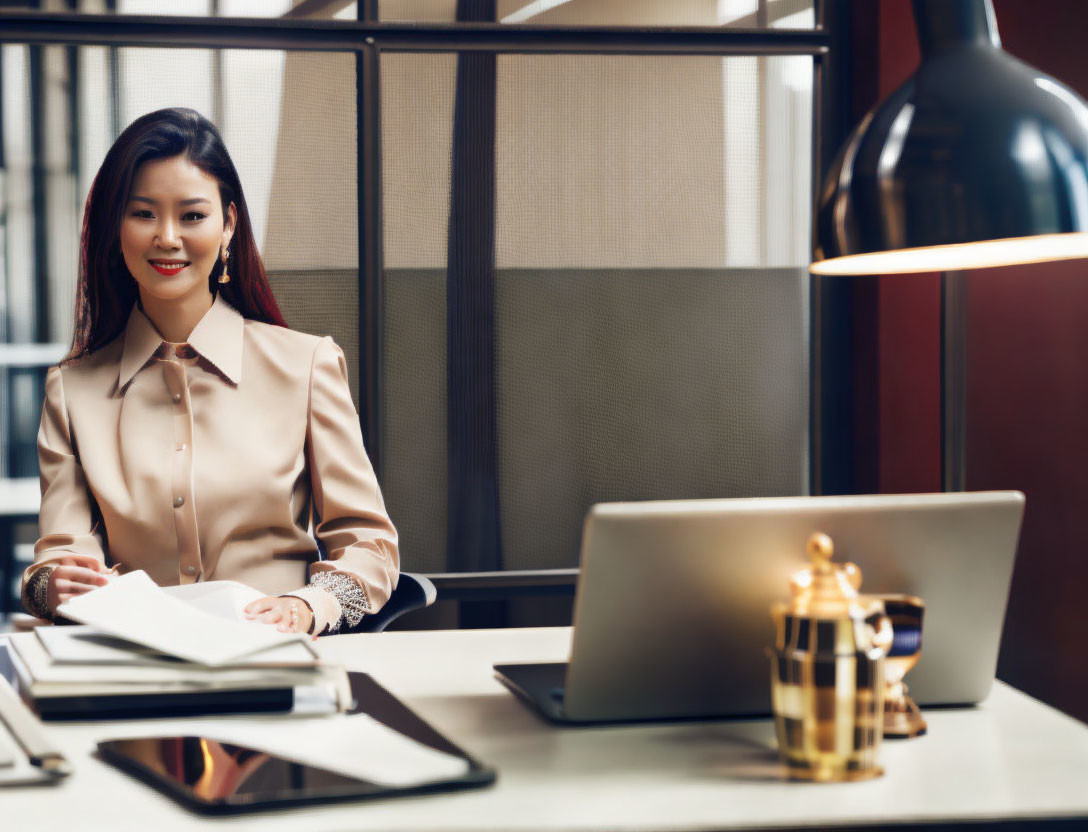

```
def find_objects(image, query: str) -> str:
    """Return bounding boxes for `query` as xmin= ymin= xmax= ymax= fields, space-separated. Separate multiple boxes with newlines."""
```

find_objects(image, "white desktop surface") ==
xmin=3 ymin=626 xmax=1088 ymax=830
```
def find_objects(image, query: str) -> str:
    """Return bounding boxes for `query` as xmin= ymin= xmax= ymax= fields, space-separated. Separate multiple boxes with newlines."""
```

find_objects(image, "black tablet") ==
xmin=97 ymin=733 xmax=493 ymax=814
xmin=96 ymin=673 xmax=496 ymax=815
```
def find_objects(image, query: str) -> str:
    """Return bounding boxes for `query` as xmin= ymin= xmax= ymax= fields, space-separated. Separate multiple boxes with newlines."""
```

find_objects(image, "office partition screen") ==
xmin=0 ymin=5 xmax=839 ymax=621
xmin=380 ymin=51 xmax=813 ymax=576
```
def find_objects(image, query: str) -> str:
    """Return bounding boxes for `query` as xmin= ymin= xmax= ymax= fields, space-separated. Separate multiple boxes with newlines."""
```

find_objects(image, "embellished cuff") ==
xmin=311 ymin=570 xmax=372 ymax=634
xmin=286 ymin=572 xmax=373 ymax=635
xmin=22 ymin=566 xmax=55 ymax=621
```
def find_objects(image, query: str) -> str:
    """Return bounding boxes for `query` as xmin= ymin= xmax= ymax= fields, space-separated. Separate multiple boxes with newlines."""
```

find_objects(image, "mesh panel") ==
xmin=269 ymin=270 xmax=360 ymax=405
xmin=380 ymin=268 xmax=809 ymax=571
xmin=495 ymin=267 xmax=807 ymax=569
xmin=495 ymin=54 xmax=728 ymax=268
xmin=264 ymin=52 xmax=358 ymax=272
xmin=381 ymin=270 xmax=448 ymax=572
xmin=382 ymin=53 xmax=456 ymax=269
xmin=263 ymin=51 xmax=360 ymax=393
xmin=380 ymin=52 xmax=455 ymax=571
xmin=380 ymin=51 xmax=812 ymax=573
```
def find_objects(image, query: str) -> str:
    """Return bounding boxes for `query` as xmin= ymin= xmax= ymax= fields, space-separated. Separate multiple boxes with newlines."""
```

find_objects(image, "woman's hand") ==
xmin=46 ymin=555 xmax=110 ymax=616
xmin=243 ymin=595 xmax=315 ymax=635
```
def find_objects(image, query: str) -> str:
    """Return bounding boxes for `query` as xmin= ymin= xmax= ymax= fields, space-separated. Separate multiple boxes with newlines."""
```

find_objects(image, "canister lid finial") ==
xmin=790 ymin=532 xmax=864 ymax=617
xmin=807 ymin=531 xmax=834 ymax=566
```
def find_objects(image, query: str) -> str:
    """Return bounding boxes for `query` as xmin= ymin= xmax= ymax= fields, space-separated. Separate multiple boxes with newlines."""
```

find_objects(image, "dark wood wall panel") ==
xmin=965 ymin=262 xmax=1088 ymax=723
xmin=856 ymin=0 xmax=1088 ymax=721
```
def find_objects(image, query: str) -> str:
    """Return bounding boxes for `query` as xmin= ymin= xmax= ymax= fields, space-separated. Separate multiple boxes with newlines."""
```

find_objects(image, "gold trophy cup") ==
xmin=873 ymin=594 xmax=927 ymax=739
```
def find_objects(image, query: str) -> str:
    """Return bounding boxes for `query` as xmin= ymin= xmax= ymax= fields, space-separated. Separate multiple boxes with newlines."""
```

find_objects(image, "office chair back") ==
xmin=354 ymin=572 xmax=436 ymax=633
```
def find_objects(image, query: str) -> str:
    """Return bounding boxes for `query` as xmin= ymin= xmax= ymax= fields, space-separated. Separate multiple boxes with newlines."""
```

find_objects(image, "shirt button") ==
xmin=173 ymin=496 xmax=185 ymax=508
xmin=172 ymin=393 xmax=182 ymax=403
xmin=177 ymin=442 xmax=187 ymax=451
xmin=185 ymin=565 xmax=197 ymax=575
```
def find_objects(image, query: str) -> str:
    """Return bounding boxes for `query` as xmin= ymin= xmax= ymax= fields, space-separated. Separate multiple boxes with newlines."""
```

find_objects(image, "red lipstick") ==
xmin=149 ymin=260 xmax=189 ymax=276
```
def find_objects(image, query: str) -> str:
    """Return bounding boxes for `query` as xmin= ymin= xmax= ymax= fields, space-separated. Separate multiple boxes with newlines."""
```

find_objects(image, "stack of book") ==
xmin=5 ymin=571 xmax=350 ymax=720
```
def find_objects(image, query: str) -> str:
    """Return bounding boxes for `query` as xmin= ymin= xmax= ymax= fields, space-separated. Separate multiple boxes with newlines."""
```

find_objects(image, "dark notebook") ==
xmin=0 ymin=643 xmax=294 ymax=721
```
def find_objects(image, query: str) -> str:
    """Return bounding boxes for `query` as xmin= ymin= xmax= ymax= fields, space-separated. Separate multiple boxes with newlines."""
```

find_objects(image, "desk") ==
xmin=3 ymin=627 xmax=1088 ymax=830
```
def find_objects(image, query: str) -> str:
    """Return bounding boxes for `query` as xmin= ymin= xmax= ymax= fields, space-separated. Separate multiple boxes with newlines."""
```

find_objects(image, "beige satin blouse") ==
xmin=23 ymin=294 xmax=399 ymax=634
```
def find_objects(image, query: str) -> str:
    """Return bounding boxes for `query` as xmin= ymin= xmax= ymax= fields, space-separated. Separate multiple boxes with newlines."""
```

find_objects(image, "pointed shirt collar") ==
xmin=118 ymin=294 xmax=244 ymax=390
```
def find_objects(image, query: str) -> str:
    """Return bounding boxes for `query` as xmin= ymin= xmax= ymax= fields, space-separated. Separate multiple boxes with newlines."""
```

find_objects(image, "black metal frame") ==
xmin=0 ymin=13 xmax=830 ymax=54
xmin=0 ymin=4 xmax=850 ymax=598
xmin=429 ymin=568 xmax=578 ymax=602
xmin=810 ymin=0 xmax=857 ymax=497
xmin=28 ymin=43 xmax=49 ymax=343
xmin=357 ymin=44 xmax=384 ymax=476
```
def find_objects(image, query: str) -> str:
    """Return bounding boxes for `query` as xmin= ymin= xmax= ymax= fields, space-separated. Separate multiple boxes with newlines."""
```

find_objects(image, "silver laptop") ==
xmin=495 ymin=491 xmax=1025 ymax=723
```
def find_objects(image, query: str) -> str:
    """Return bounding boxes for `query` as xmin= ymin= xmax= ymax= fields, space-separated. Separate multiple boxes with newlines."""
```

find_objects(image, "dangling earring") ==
xmin=218 ymin=246 xmax=231 ymax=284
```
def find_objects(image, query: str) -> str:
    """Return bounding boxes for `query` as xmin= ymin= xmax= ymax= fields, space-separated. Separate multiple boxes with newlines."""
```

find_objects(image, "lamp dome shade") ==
xmin=812 ymin=0 xmax=1088 ymax=275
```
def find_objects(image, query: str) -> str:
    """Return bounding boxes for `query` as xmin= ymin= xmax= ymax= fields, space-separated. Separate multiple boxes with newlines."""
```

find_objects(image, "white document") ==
xmin=99 ymin=713 xmax=471 ymax=788
xmin=159 ymin=581 xmax=266 ymax=621
xmin=36 ymin=626 xmax=163 ymax=665
xmin=56 ymin=571 xmax=317 ymax=667
xmin=35 ymin=625 xmax=317 ymax=668
xmin=10 ymin=633 xmax=323 ymax=691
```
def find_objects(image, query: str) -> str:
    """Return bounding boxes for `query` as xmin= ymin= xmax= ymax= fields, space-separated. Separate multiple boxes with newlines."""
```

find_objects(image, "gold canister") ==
xmin=768 ymin=532 xmax=893 ymax=782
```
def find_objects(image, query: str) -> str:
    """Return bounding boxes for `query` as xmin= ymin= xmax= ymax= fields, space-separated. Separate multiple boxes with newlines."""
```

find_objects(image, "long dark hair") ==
xmin=67 ymin=107 xmax=286 ymax=362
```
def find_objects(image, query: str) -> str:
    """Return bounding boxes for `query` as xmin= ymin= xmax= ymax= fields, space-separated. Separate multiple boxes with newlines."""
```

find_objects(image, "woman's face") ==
xmin=120 ymin=154 xmax=236 ymax=308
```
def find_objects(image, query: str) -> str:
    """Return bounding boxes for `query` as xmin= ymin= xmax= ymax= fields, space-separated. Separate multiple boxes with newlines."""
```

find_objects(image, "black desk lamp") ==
xmin=811 ymin=0 xmax=1088 ymax=276
xmin=810 ymin=0 xmax=1088 ymax=489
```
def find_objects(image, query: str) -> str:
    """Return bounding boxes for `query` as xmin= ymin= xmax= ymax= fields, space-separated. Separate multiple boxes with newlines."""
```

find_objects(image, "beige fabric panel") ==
xmin=381 ymin=52 xmax=812 ymax=271
xmin=381 ymin=52 xmax=457 ymax=271
xmin=263 ymin=51 xmax=358 ymax=272
xmin=494 ymin=53 xmax=727 ymax=269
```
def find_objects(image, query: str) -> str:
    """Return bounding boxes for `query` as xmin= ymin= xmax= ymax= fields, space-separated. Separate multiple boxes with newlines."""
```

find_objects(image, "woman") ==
xmin=20 ymin=107 xmax=398 ymax=636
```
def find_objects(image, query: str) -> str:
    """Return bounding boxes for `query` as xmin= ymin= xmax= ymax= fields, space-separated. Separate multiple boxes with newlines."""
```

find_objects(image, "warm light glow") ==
xmin=810 ymin=232 xmax=1088 ymax=275
xmin=193 ymin=737 xmax=216 ymax=799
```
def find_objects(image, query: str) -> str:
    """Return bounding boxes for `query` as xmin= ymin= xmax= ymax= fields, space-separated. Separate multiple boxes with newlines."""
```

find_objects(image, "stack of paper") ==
xmin=6 ymin=572 xmax=350 ymax=720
